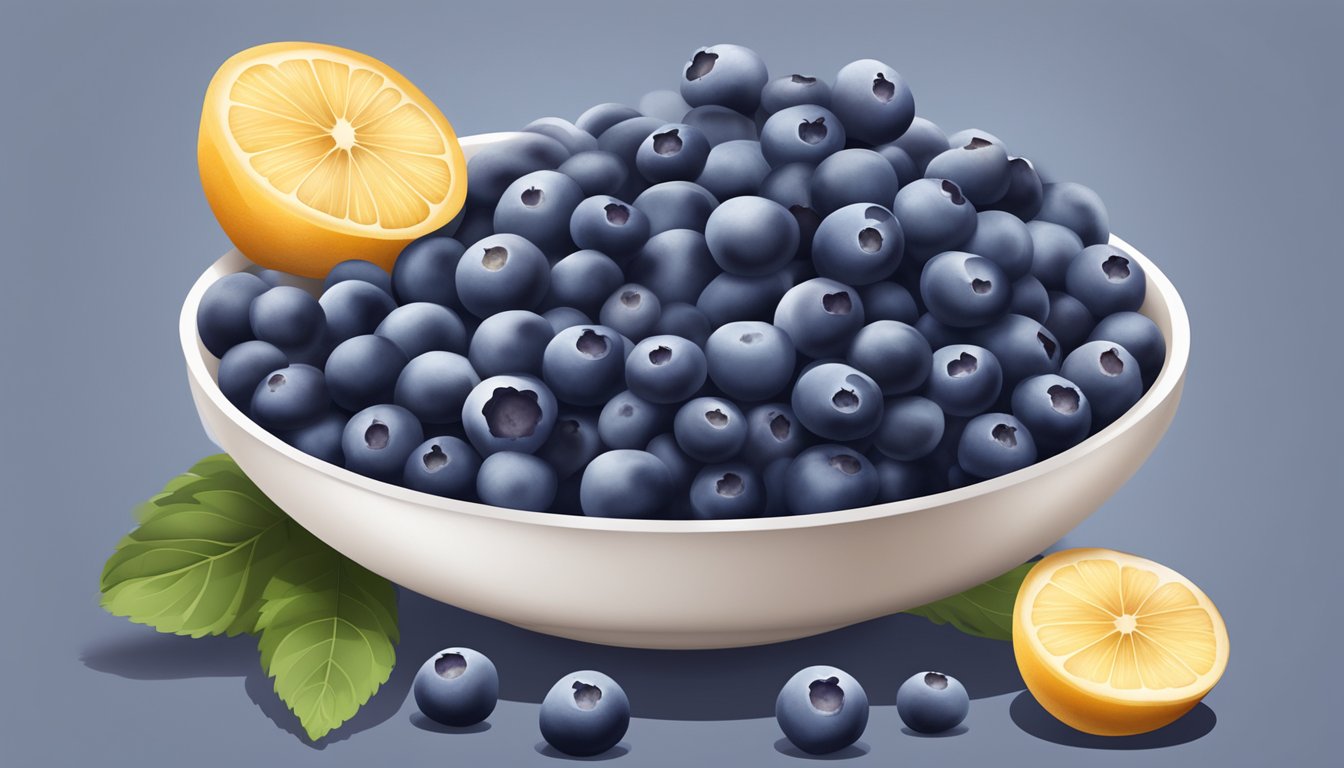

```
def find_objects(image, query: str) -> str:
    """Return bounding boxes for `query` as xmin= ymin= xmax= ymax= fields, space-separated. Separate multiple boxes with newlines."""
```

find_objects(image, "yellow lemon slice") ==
xmin=1013 ymin=547 xmax=1229 ymax=736
xmin=198 ymin=42 xmax=466 ymax=277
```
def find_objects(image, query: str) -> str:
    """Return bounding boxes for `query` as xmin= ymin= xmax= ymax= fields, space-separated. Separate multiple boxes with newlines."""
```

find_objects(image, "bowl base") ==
xmin=513 ymin=620 xmax=854 ymax=650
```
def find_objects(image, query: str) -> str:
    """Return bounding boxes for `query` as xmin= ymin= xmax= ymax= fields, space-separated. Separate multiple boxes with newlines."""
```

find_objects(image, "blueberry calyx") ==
xmin=770 ymin=414 xmax=791 ymax=440
xmin=423 ymin=445 xmax=449 ymax=471
xmin=964 ymin=137 xmax=993 ymax=150
xmin=798 ymin=118 xmax=828 ymax=145
xmin=686 ymin=51 xmax=717 ymax=81
xmin=1102 ymin=255 xmax=1130 ymax=280
xmin=940 ymin=180 xmax=966 ymax=205
xmin=482 ymin=387 xmax=543 ymax=438
xmin=521 ymin=187 xmax=543 ymax=207
xmin=482 ymin=246 xmax=508 ymax=271
xmin=573 ymin=681 xmax=602 ymax=710
xmin=947 ymin=352 xmax=978 ymax=377
xmin=649 ymin=345 xmax=673 ymax=365
xmin=828 ymin=454 xmax=861 ymax=475
xmin=620 ymin=290 xmax=642 ymax=308
xmin=822 ymin=291 xmax=852 ymax=314
xmin=809 ymin=676 xmax=844 ymax=713
xmin=871 ymin=73 xmax=894 ymax=103
xmin=1047 ymin=384 xmax=1079 ymax=414
xmin=858 ymin=227 xmax=882 ymax=253
xmin=791 ymin=74 xmax=817 ymax=84
xmin=1100 ymin=348 xmax=1124 ymax=375
xmin=267 ymin=373 xmax=285 ymax=391
xmin=605 ymin=203 xmax=631 ymax=225
xmin=992 ymin=423 xmax=1018 ymax=447
xmin=434 ymin=652 xmax=467 ymax=679
xmin=832 ymin=388 xmax=860 ymax=412
xmin=653 ymin=129 xmax=683 ymax=156
xmin=365 ymin=420 xmax=390 ymax=449
xmin=576 ymin=329 xmax=610 ymax=358
xmin=705 ymin=409 xmax=729 ymax=427
xmin=923 ymin=672 xmax=949 ymax=690
xmin=716 ymin=473 xmax=745 ymax=496
xmin=1037 ymin=332 xmax=1058 ymax=358
xmin=971 ymin=278 xmax=992 ymax=294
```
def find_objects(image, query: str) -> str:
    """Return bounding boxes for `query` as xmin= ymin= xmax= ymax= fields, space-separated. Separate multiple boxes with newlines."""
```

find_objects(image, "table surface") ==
xmin=3 ymin=1 xmax=1339 ymax=766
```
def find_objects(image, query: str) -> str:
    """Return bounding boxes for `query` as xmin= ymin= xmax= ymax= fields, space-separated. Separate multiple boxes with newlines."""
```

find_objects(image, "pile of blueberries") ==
xmin=414 ymin=647 xmax=968 ymax=756
xmin=198 ymin=43 xmax=1167 ymax=519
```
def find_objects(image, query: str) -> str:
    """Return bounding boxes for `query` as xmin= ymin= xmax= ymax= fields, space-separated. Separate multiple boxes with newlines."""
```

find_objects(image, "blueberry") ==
xmin=218 ymin=340 xmax=288 ymax=411
xmin=280 ymin=409 xmax=347 ymax=466
xmin=465 ymin=133 xmax=569 ymax=209
xmin=395 ymin=351 xmax=480 ymax=425
xmin=846 ymin=321 xmax=932 ymax=395
xmin=598 ymin=390 xmax=672 ymax=449
xmin=759 ymin=162 xmax=816 ymax=216
xmin=558 ymin=150 xmax=629 ymax=198
xmin=546 ymin=250 xmax=625 ymax=316
xmin=680 ymin=44 xmax=769 ymax=115
xmin=539 ymin=670 xmax=631 ymax=756
xmin=1037 ymin=181 xmax=1110 ymax=246
xmin=494 ymin=170 xmax=585 ymax=257
xmin=541 ymin=324 xmax=626 ymax=406
xmin=597 ymin=116 xmax=666 ymax=174
xmin=646 ymin=432 xmax=701 ymax=492
xmin=832 ymin=57 xmax=915 ymax=144
xmin=636 ymin=123 xmax=711 ymax=184
xmin=575 ymin=103 xmax=642 ymax=138
xmin=681 ymin=105 xmax=760 ymax=146
xmin=654 ymin=302 xmax=713 ymax=347
xmin=1065 ymin=243 xmax=1146 ymax=317
xmin=403 ymin=435 xmax=481 ymax=498
xmin=523 ymin=117 xmax=599 ymax=155
xmin=889 ymin=116 xmax=949 ymax=175
xmin=958 ymin=412 xmax=1037 ymax=479
xmin=318 ymin=279 xmax=397 ymax=344
xmin=633 ymin=182 xmax=719 ymax=235
xmin=250 ymin=364 xmax=328 ymax=430
xmin=242 ymin=286 xmax=323 ymax=355
xmin=926 ymin=134 xmax=1011 ymax=207
xmin=774 ymin=278 xmax=866 ymax=358
xmin=761 ymin=457 xmax=792 ymax=516
xmin=1011 ymin=374 xmax=1092 ymax=456
xmin=742 ymin=403 xmax=810 ymax=467
xmin=197 ymin=272 xmax=268 ymax=357
xmin=629 ymin=229 xmax=720 ymax=305
xmin=461 ymin=375 xmax=558 ymax=456
xmin=1026 ymin=221 xmax=1084 ymax=291
xmin=695 ymin=139 xmax=771 ymax=200
xmin=1009 ymin=275 xmax=1050 ymax=324
xmin=254 ymin=268 xmax=295 ymax=288
xmin=873 ymin=142 xmax=917 ymax=188
xmin=811 ymin=203 xmax=904 ymax=285
xmin=760 ymin=105 xmax=846 ymax=167
xmin=810 ymin=150 xmax=899 ymax=218
xmin=705 ymin=321 xmax=796 ymax=402
xmin=891 ymin=179 xmax=978 ymax=263
xmin=963 ymin=210 xmax=1033 ymax=281
xmin=324 ymin=335 xmax=409 ymax=413
xmin=920 ymin=251 xmax=1012 ymax=328
xmin=690 ymin=463 xmax=764 ymax=519
xmin=626 ymin=335 xmax=708 ymax=405
xmin=1060 ymin=341 xmax=1143 ymax=430
xmin=538 ymin=412 xmax=603 ymax=480
xmin=477 ymin=451 xmax=557 ymax=511
xmin=599 ymin=283 xmax=661 ymax=341
xmin=468 ymin=310 xmax=553 ymax=378
xmin=374 ymin=303 xmax=466 ymax=361
xmin=761 ymin=73 xmax=832 ymax=113
xmin=914 ymin=312 xmax=958 ymax=351
xmin=543 ymin=306 xmax=592 ymax=334
xmin=871 ymin=395 xmax=946 ymax=462
xmin=925 ymin=344 xmax=1004 ymax=417
xmin=455 ymin=234 xmax=550 ymax=318
xmin=791 ymin=363 xmax=883 ymax=442
xmin=674 ymin=397 xmax=747 ymax=462
xmin=987 ymin=157 xmax=1044 ymax=220
xmin=1044 ymin=290 xmax=1096 ymax=354
xmin=858 ymin=282 xmax=918 ymax=325
xmin=970 ymin=314 xmax=1062 ymax=392
xmin=342 ymin=404 xmax=424 ymax=482
xmin=569 ymin=196 xmax=651 ymax=261
xmin=775 ymin=666 xmax=869 ymax=754
xmin=581 ymin=451 xmax=673 ymax=519
xmin=453 ymin=205 xmax=496 ymax=250
xmin=895 ymin=672 xmax=969 ymax=734
xmin=639 ymin=89 xmax=693 ymax=123
xmin=873 ymin=456 xmax=926 ymax=502
xmin=392 ymin=236 xmax=465 ymax=309
xmin=324 ymin=259 xmax=393 ymax=296
xmin=704 ymin=196 xmax=799 ymax=276
xmin=1088 ymin=311 xmax=1166 ymax=385
xmin=413 ymin=648 xmax=499 ymax=727
xmin=698 ymin=270 xmax=792 ymax=326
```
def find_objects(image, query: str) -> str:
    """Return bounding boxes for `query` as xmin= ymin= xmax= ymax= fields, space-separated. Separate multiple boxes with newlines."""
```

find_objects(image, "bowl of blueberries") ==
xmin=181 ymin=44 xmax=1189 ymax=649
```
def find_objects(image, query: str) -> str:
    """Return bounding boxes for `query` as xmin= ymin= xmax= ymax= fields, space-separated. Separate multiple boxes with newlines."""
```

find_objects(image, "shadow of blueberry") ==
xmin=534 ymin=741 xmax=630 ymax=760
xmin=900 ymin=724 xmax=968 ymax=738
xmin=409 ymin=712 xmax=491 ymax=734
xmin=772 ymin=737 xmax=870 ymax=760
xmin=1009 ymin=690 xmax=1216 ymax=749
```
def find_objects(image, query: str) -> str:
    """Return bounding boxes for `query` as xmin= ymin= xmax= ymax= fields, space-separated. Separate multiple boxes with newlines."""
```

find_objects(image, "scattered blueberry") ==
xmin=599 ymin=389 xmax=673 ymax=449
xmin=986 ymin=156 xmax=1044 ymax=220
xmin=704 ymin=195 xmax=799 ymax=277
xmin=494 ymin=170 xmax=584 ymax=257
xmin=920 ymin=251 xmax=1011 ymax=328
xmin=654 ymin=302 xmax=713 ymax=347
xmin=811 ymin=149 xmax=899 ymax=216
xmin=599 ymin=283 xmax=662 ymax=341
xmin=391 ymin=236 xmax=465 ymax=309
xmin=761 ymin=73 xmax=832 ymax=113
xmin=857 ymin=281 xmax=919 ymax=325
xmin=1009 ymin=275 xmax=1050 ymax=324
xmin=570 ymin=195 xmax=651 ymax=260
xmin=697 ymin=269 xmax=792 ymax=327
xmin=969 ymin=313 xmax=1062 ymax=388
xmin=846 ymin=320 xmax=932 ymax=395
xmin=413 ymin=648 xmax=499 ymax=727
xmin=539 ymin=670 xmax=631 ymax=756
xmin=891 ymin=178 xmax=978 ymax=262
xmin=1036 ymin=181 xmax=1111 ymax=246
xmin=597 ymin=115 xmax=666 ymax=175
xmin=925 ymin=132 xmax=1011 ymax=206
xmin=674 ymin=396 xmax=747 ymax=463
xmin=375 ymin=302 xmax=468 ymax=360
xmin=546 ymin=250 xmax=625 ymax=316
xmin=1027 ymin=220 xmax=1085 ymax=291
xmin=895 ymin=671 xmax=969 ymax=734
xmin=695 ymin=139 xmax=771 ymax=200
xmin=558 ymin=150 xmax=629 ymax=198
xmin=1044 ymin=290 xmax=1097 ymax=354
xmin=776 ymin=665 xmax=870 ymax=755
xmin=465 ymin=132 xmax=569 ymax=209
xmin=280 ymin=408 xmax=347 ymax=466
xmin=742 ymin=403 xmax=811 ymax=468
xmin=538 ymin=412 xmax=604 ymax=480
xmin=250 ymin=286 xmax=325 ymax=351
xmin=629 ymin=228 xmax=720 ymax=305
xmin=250 ymin=364 xmax=328 ymax=431
xmin=962 ymin=210 xmax=1034 ymax=281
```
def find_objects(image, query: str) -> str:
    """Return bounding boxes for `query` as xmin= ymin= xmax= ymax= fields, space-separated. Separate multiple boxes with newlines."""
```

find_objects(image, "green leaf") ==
xmin=903 ymin=560 xmax=1039 ymax=641
xmin=101 ymin=460 xmax=294 ymax=637
xmin=256 ymin=548 xmax=399 ymax=741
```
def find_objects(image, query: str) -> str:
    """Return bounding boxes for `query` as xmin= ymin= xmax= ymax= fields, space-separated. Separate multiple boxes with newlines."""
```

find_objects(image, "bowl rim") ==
xmin=181 ymin=135 xmax=1190 ymax=535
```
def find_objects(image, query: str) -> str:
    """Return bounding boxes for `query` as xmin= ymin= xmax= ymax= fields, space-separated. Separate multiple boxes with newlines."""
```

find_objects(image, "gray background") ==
xmin=2 ymin=0 xmax=1340 ymax=765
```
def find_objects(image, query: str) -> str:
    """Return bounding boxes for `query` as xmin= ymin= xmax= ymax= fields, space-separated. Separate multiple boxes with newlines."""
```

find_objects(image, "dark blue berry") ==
xmin=280 ymin=409 xmax=347 ymax=466
xmin=969 ymin=313 xmax=1062 ymax=388
xmin=889 ymin=116 xmax=949 ymax=175
xmin=920 ymin=251 xmax=1012 ymax=328
xmin=774 ymin=277 xmax=866 ymax=358
xmin=198 ymin=272 xmax=268 ymax=357
xmin=468 ymin=310 xmax=553 ymax=378
xmin=633 ymin=182 xmax=719 ymax=235
xmin=858 ymin=282 xmax=918 ymax=325
xmin=784 ymin=446 xmax=878 ymax=515
xmin=1027 ymin=221 xmax=1084 ymax=291
xmin=810 ymin=149 xmax=898 ymax=216
xmin=569 ymin=196 xmax=651 ymax=260
xmin=342 ymin=404 xmax=424 ymax=482
xmin=697 ymin=270 xmax=792 ymax=326
xmin=461 ymin=375 xmax=558 ymax=456
xmin=680 ymin=44 xmax=769 ymax=115
xmin=597 ymin=116 xmax=665 ymax=172
xmin=218 ymin=340 xmax=288 ymax=411
xmin=963 ymin=210 xmax=1033 ymax=281
xmin=743 ymin=403 xmax=810 ymax=467
xmin=392 ymin=236 xmax=465 ymax=310
xmin=761 ymin=73 xmax=832 ymax=113
xmin=250 ymin=364 xmax=327 ymax=430
xmin=1044 ymin=290 xmax=1096 ymax=355
xmin=580 ymin=452 xmax=673 ymax=519
xmin=626 ymin=335 xmax=708 ymax=404
xmin=638 ymin=89 xmax=692 ymax=123
xmin=926 ymin=344 xmax=1003 ymax=417
xmin=575 ymin=103 xmax=641 ymax=138
xmin=546 ymin=250 xmax=624 ymax=316
xmin=599 ymin=284 xmax=661 ymax=341
xmin=494 ymin=170 xmax=584 ymax=257
xmin=523 ymin=117 xmax=599 ymax=155
xmin=791 ymin=362 xmax=883 ymax=441
xmin=831 ymin=58 xmax=915 ymax=145
xmin=541 ymin=324 xmax=626 ymax=406
xmin=1088 ymin=311 xmax=1165 ymax=386
xmin=873 ymin=142 xmax=917 ymax=187
xmin=1036 ymin=182 xmax=1110 ymax=246
xmin=846 ymin=320 xmax=932 ymax=395
xmin=375 ymin=302 xmax=467 ymax=359
xmin=695 ymin=139 xmax=771 ymax=200
xmin=558 ymin=150 xmax=629 ymax=198
xmin=403 ymin=436 xmax=481 ymax=499
xmin=538 ymin=412 xmax=603 ymax=481
xmin=465 ymin=133 xmax=569 ymax=209
xmin=1011 ymin=374 xmax=1092 ymax=455
xmin=1060 ymin=341 xmax=1143 ymax=430
xmin=874 ymin=457 xmax=925 ymax=502
xmin=891 ymin=179 xmax=978 ymax=263
xmin=543 ymin=306 xmax=592 ymax=334
xmin=319 ymin=279 xmax=397 ymax=344
xmin=1065 ymin=243 xmax=1146 ymax=317
xmin=324 ymin=259 xmax=392 ymax=296
xmin=925 ymin=133 xmax=1011 ymax=207
xmin=987 ymin=157 xmax=1044 ymax=220
xmin=1009 ymin=275 xmax=1050 ymax=324
xmin=811 ymin=203 xmax=904 ymax=285
xmin=760 ymin=105 xmax=845 ymax=167
xmin=477 ymin=451 xmax=557 ymax=511
xmin=413 ymin=648 xmax=499 ymax=727
xmin=958 ymin=412 xmax=1037 ymax=479
xmin=704 ymin=196 xmax=799 ymax=276
xmin=636 ymin=124 xmax=711 ymax=184
xmin=895 ymin=672 xmax=969 ymax=734
xmin=654 ymin=302 xmax=713 ymax=347
xmin=539 ymin=671 xmax=631 ymax=756
xmin=394 ymin=351 xmax=480 ymax=425
xmin=455 ymin=234 xmax=550 ymax=318
xmin=629 ymin=229 xmax=720 ymax=305
xmin=598 ymin=390 xmax=672 ymax=449
xmin=873 ymin=395 xmax=945 ymax=461
xmin=325 ymin=334 xmax=408 ymax=413
xmin=705 ymin=320 xmax=796 ymax=402
xmin=646 ymin=432 xmax=701 ymax=492
xmin=674 ymin=397 xmax=747 ymax=462
xmin=681 ymin=105 xmax=759 ymax=146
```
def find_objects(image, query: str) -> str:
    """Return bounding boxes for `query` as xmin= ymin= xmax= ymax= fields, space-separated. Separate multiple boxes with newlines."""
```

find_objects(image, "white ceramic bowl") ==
xmin=180 ymin=133 xmax=1189 ymax=649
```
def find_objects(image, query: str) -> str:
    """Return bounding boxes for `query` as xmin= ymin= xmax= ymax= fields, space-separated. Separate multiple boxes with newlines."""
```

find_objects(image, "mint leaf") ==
xmin=903 ymin=560 xmax=1038 ymax=641
xmin=101 ymin=460 xmax=295 ymax=637
xmin=256 ymin=547 xmax=399 ymax=741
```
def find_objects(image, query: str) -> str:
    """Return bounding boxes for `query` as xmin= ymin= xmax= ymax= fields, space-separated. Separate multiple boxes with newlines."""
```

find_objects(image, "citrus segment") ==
xmin=1012 ymin=548 xmax=1228 ymax=736
xmin=199 ymin=42 xmax=466 ymax=277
